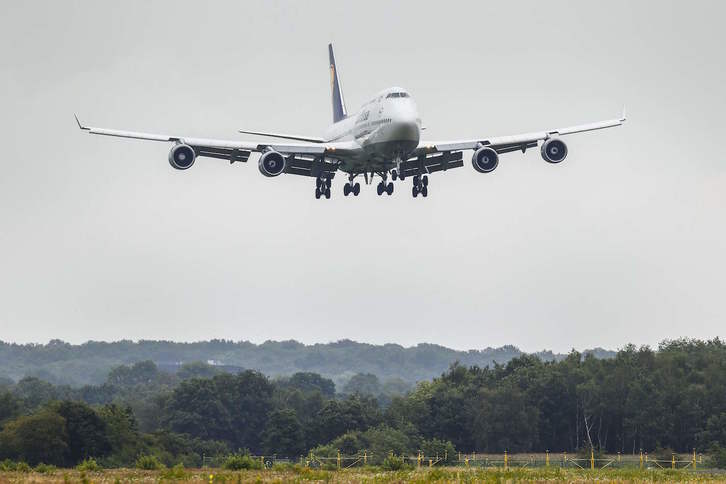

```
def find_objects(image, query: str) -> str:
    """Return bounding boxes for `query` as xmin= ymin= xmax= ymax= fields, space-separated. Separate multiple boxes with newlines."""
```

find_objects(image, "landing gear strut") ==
xmin=315 ymin=177 xmax=331 ymax=199
xmin=412 ymin=175 xmax=428 ymax=198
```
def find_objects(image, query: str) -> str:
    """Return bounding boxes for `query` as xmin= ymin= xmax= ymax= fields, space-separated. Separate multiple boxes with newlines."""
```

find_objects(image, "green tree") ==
xmin=53 ymin=401 xmax=111 ymax=465
xmin=262 ymin=409 xmax=305 ymax=456
xmin=0 ymin=410 xmax=68 ymax=466
xmin=343 ymin=373 xmax=381 ymax=396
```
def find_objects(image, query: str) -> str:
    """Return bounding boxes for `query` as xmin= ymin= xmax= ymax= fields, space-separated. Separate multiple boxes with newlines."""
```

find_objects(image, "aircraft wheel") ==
xmin=377 ymin=183 xmax=384 ymax=196
xmin=315 ymin=187 xmax=321 ymax=199
xmin=421 ymin=186 xmax=428 ymax=197
xmin=353 ymin=183 xmax=360 ymax=196
xmin=391 ymin=170 xmax=398 ymax=181
xmin=422 ymin=175 xmax=429 ymax=187
xmin=386 ymin=183 xmax=394 ymax=195
xmin=413 ymin=175 xmax=421 ymax=187
xmin=316 ymin=178 xmax=322 ymax=189
xmin=412 ymin=186 xmax=418 ymax=198
xmin=325 ymin=178 xmax=332 ymax=189
xmin=343 ymin=184 xmax=350 ymax=196
xmin=325 ymin=187 xmax=331 ymax=199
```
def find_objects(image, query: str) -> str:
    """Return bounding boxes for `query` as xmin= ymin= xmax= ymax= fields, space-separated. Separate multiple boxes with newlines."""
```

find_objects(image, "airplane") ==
xmin=76 ymin=44 xmax=626 ymax=199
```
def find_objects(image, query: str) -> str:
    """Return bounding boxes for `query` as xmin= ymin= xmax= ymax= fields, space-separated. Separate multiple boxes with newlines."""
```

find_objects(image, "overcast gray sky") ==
xmin=1 ymin=1 xmax=724 ymax=352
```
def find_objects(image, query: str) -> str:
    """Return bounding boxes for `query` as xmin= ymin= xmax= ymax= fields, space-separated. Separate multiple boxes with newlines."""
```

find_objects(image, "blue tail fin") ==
xmin=328 ymin=44 xmax=347 ymax=123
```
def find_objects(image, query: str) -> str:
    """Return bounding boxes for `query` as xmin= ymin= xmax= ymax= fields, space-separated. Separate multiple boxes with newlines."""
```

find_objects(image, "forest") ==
xmin=0 ymin=338 xmax=725 ymax=468
xmin=0 ymin=339 xmax=614 ymax=388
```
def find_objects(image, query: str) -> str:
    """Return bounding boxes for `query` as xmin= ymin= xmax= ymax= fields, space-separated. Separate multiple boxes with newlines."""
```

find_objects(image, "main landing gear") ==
xmin=412 ymin=175 xmax=428 ymax=198
xmin=343 ymin=181 xmax=361 ymax=196
xmin=377 ymin=173 xmax=394 ymax=196
xmin=315 ymin=177 xmax=331 ymax=199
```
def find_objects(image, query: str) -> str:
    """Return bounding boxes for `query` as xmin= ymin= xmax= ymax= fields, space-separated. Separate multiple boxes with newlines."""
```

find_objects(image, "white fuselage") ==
xmin=323 ymin=87 xmax=421 ymax=174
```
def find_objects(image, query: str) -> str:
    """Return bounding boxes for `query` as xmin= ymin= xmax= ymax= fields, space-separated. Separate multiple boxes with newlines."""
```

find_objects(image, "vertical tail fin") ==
xmin=328 ymin=43 xmax=347 ymax=123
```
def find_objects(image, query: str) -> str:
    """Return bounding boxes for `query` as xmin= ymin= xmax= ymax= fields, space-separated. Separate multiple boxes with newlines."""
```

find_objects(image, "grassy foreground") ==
xmin=1 ymin=466 xmax=725 ymax=483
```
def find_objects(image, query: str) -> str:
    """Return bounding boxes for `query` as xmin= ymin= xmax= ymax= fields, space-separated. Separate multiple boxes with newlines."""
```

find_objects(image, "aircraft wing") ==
xmin=416 ymin=110 xmax=627 ymax=156
xmin=75 ymin=116 xmax=357 ymax=178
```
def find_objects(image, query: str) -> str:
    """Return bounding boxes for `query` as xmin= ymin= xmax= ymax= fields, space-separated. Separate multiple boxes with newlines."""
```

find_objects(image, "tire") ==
xmin=353 ymin=183 xmax=360 ymax=196
xmin=386 ymin=183 xmax=394 ymax=195
xmin=422 ymin=175 xmax=429 ymax=187
xmin=421 ymin=186 xmax=428 ymax=197
xmin=325 ymin=178 xmax=331 ymax=189
xmin=325 ymin=187 xmax=331 ymax=199
xmin=343 ymin=184 xmax=350 ymax=196
xmin=392 ymin=171 xmax=398 ymax=181
xmin=315 ymin=187 xmax=321 ymax=199
xmin=316 ymin=178 xmax=322 ymax=189
xmin=413 ymin=175 xmax=420 ymax=187
xmin=377 ymin=183 xmax=383 ymax=196
xmin=412 ymin=186 xmax=418 ymax=198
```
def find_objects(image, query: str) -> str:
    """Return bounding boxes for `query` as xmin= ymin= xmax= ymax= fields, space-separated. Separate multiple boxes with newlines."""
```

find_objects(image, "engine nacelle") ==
xmin=168 ymin=144 xmax=196 ymax=170
xmin=258 ymin=151 xmax=286 ymax=177
xmin=541 ymin=138 xmax=568 ymax=163
xmin=472 ymin=146 xmax=499 ymax=173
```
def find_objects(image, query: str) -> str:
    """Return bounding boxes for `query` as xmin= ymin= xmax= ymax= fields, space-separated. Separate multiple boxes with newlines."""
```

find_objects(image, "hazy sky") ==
xmin=1 ymin=1 xmax=724 ymax=352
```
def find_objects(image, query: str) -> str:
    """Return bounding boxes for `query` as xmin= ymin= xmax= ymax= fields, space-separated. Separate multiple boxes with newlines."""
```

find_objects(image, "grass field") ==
xmin=1 ymin=466 xmax=725 ymax=483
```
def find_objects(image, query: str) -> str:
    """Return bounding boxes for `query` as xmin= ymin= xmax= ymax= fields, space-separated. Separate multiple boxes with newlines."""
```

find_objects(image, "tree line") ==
xmin=0 ymin=338 xmax=725 ymax=468
xmin=0 ymin=338 xmax=614 ymax=388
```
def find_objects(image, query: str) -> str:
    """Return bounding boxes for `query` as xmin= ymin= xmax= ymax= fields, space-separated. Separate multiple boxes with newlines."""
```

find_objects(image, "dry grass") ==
xmin=0 ymin=466 xmax=725 ymax=483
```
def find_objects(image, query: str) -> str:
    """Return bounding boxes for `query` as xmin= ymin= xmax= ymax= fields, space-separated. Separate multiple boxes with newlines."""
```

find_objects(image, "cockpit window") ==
xmin=386 ymin=92 xmax=409 ymax=98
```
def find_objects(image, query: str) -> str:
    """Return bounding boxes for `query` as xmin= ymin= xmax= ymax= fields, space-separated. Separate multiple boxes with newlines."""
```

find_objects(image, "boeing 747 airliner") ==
xmin=77 ymin=44 xmax=625 ymax=199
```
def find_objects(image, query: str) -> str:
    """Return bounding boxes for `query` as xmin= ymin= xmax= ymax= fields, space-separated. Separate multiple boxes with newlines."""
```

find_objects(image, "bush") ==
xmin=708 ymin=445 xmax=726 ymax=469
xmin=34 ymin=463 xmax=57 ymax=474
xmin=420 ymin=438 xmax=456 ymax=463
xmin=160 ymin=463 xmax=187 ymax=479
xmin=0 ymin=459 xmax=17 ymax=471
xmin=15 ymin=462 xmax=31 ymax=473
xmin=135 ymin=454 xmax=165 ymax=470
xmin=222 ymin=454 xmax=261 ymax=470
xmin=382 ymin=454 xmax=410 ymax=471
xmin=76 ymin=458 xmax=101 ymax=472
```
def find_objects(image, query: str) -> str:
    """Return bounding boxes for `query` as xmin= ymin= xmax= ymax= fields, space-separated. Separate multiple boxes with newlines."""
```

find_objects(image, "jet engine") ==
xmin=541 ymin=138 xmax=568 ymax=163
xmin=472 ymin=146 xmax=499 ymax=173
xmin=168 ymin=144 xmax=196 ymax=170
xmin=258 ymin=150 xmax=286 ymax=177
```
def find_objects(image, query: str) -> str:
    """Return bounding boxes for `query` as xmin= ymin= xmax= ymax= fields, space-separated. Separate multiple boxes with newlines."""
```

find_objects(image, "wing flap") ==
xmin=399 ymin=151 xmax=464 ymax=177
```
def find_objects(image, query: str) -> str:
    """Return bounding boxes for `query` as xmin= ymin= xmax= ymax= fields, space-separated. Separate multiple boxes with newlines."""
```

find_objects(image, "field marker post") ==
xmin=546 ymin=450 xmax=550 ymax=467
xmin=364 ymin=450 xmax=367 ymax=465
xmin=458 ymin=452 xmax=461 ymax=462
xmin=639 ymin=450 xmax=643 ymax=469
xmin=672 ymin=454 xmax=675 ymax=469
xmin=563 ymin=451 xmax=567 ymax=466
xmin=429 ymin=458 xmax=433 ymax=468
xmin=617 ymin=451 xmax=620 ymax=462
xmin=590 ymin=448 xmax=594 ymax=470
xmin=337 ymin=450 xmax=341 ymax=470
xmin=645 ymin=452 xmax=648 ymax=463
xmin=260 ymin=456 xmax=264 ymax=469
xmin=504 ymin=450 xmax=508 ymax=470
xmin=417 ymin=451 xmax=421 ymax=468
xmin=693 ymin=448 xmax=696 ymax=469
